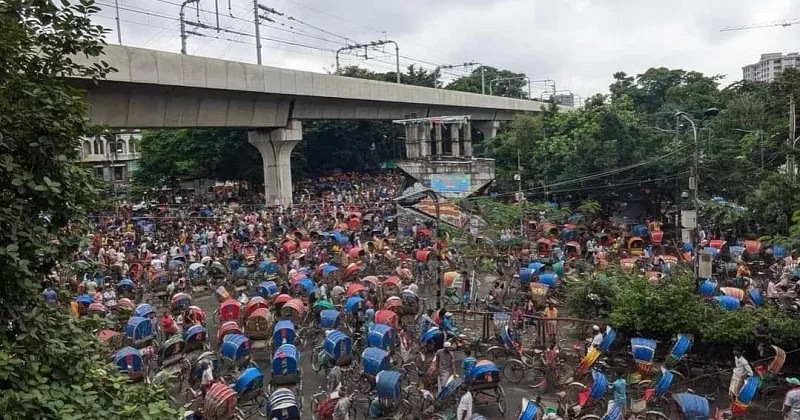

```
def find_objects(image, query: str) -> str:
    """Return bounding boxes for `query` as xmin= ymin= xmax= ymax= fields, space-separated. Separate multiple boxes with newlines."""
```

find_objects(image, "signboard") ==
xmin=699 ymin=251 xmax=713 ymax=279
xmin=681 ymin=229 xmax=692 ymax=244
xmin=681 ymin=210 xmax=697 ymax=229
xmin=430 ymin=173 xmax=470 ymax=193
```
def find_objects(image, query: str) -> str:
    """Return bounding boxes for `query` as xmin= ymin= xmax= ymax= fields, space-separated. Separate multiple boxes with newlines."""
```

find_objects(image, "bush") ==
xmin=564 ymin=271 xmax=616 ymax=319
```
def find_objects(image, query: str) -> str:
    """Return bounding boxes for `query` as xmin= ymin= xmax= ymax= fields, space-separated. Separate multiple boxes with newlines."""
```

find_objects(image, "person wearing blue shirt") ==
xmin=42 ymin=288 xmax=56 ymax=303
xmin=230 ymin=258 xmax=239 ymax=272
xmin=461 ymin=349 xmax=476 ymax=379
xmin=606 ymin=378 xmax=626 ymax=417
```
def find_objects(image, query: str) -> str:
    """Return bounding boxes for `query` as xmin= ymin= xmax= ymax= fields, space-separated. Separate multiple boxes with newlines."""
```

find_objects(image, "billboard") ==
xmin=430 ymin=173 xmax=470 ymax=193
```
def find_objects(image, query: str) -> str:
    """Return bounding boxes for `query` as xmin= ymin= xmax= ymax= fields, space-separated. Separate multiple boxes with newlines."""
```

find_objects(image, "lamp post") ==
xmin=675 ymin=107 xmax=719 ymax=279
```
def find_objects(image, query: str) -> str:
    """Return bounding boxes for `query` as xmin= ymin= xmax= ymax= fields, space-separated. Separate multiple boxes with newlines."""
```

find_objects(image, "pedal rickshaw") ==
xmin=628 ymin=236 xmax=646 ymax=256
xmin=565 ymin=241 xmax=581 ymax=260
xmin=280 ymin=298 xmax=306 ymax=323
xmin=256 ymin=281 xmax=278 ymax=300
xmin=183 ymin=324 xmax=209 ymax=354
xmin=375 ymin=370 xmax=405 ymax=416
xmin=216 ymin=298 xmax=243 ymax=324
xmin=117 ymin=297 xmax=135 ymax=319
xmin=398 ymin=290 xmax=421 ymax=316
xmin=203 ymin=382 xmax=243 ymax=420
xmin=245 ymin=308 xmax=272 ymax=358
xmin=274 ymin=294 xmax=292 ymax=314
xmin=269 ymin=344 xmax=303 ymax=409
xmin=382 ymin=276 xmax=401 ymax=298
xmin=420 ymin=327 xmax=446 ymax=353
xmin=217 ymin=321 xmax=243 ymax=348
xmin=469 ymin=360 xmax=506 ymax=414
xmin=133 ymin=303 xmax=156 ymax=319
xmin=536 ymin=238 xmax=554 ymax=263
xmin=233 ymin=366 xmax=267 ymax=418
xmin=671 ymin=393 xmax=709 ymax=420
xmin=188 ymin=351 xmax=219 ymax=388
xmin=87 ymin=302 xmax=107 ymax=317
xmin=290 ymin=277 xmax=317 ymax=300
xmin=150 ymin=271 xmax=170 ymax=302
xmin=267 ymin=388 xmax=301 ymax=420
xmin=312 ymin=330 xmax=353 ymax=373
xmin=375 ymin=309 xmax=400 ymax=329
xmin=113 ymin=346 xmax=147 ymax=382
xmin=188 ymin=262 xmax=209 ymax=293
xmin=220 ymin=333 xmax=252 ymax=379
xmin=319 ymin=309 xmax=341 ymax=330
xmin=345 ymin=296 xmax=366 ymax=315
xmin=257 ymin=281 xmax=279 ymax=300
xmin=369 ymin=323 xmax=402 ymax=367
xmin=170 ymin=292 xmax=192 ymax=316
xmin=272 ymin=320 xmax=296 ymax=355
xmin=159 ymin=335 xmax=186 ymax=367
xmin=125 ymin=316 xmax=155 ymax=349
xmin=346 ymin=283 xmax=368 ymax=299
xmin=319 ymin=265 xmax=341 ymax=284
xmin=245 ymin=296 xmax=269 ymax=317
xmin=117 ymin=278 xmax=138 ymax=300
xmin=563 ymin=369 xmax=608 ymax=417
xmin=434 ymin=376 xmax=465 ymax=415
xmin=358 ymin=347 xmax=391 ymax=393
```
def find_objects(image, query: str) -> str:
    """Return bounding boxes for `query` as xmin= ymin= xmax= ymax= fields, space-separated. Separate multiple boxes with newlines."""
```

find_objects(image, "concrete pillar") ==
xmin=434 ymin=122 xmax=443 ymax=156
xmin=419 ymin=122 xmax=431 ymax=157
xmin=404 ymin=123 xmax=419 ymax=159
xmin=451 ymin=123 xmax=461 ymax=157
xmin=248 ymin=120 xmax=302 ymax=207
xmin=463 ymin=121 xmax=473 ymax=158
xmin=474 ymin=120 xmax=500 ymax=141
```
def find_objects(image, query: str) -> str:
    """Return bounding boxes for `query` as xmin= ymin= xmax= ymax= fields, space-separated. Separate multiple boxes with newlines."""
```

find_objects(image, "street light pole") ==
xmin=675 ymin=107 xmax=719 ymax=280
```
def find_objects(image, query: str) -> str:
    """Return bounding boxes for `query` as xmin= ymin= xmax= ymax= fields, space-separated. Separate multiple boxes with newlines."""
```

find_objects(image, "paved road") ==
xmin=183 ymin=274 xmax=555 ymax=420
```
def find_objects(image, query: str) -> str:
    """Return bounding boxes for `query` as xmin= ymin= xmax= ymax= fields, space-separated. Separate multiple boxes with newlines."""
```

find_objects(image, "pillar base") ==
xmin=248 ymin=120 xmax=302 ymax=207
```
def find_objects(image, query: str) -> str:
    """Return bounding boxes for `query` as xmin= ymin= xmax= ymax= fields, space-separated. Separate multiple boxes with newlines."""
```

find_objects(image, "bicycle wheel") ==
xmin=639 ymin=412 xmax=669 ymax=420
xmin=310 ymin=397 xmax=319 ymax=420
xmin=766 ymin=398 xmax=784 ymax=414
xmin=502 ymin=359 xmax=526 ymax=383
xmin=496 ymin=385 xmax=507 ymax=414
xmin=487 ymin=346 xmax=507 ymax=363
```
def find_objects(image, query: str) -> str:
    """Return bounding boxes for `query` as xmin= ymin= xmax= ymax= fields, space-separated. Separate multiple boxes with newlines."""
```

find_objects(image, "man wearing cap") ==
xmin=784 ymin=377 xmax=800 ymax=419
xmin=433 ymin=341 xmax=456 ymax=393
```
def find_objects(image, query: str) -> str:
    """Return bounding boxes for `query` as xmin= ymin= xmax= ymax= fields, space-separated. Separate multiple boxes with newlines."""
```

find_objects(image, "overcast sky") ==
xmin=95 ymin=0 xmax=800 ymax=100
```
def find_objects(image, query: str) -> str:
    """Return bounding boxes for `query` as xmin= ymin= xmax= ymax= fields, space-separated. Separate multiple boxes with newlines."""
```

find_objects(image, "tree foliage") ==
xmin=485 ymin=66 xmax=800 ymax=238
xmin=571 ymin=269 xmax=800 ymax=350
xmin=446 ymin=66 xmax=530 ymax=98
xmin=0 ymin=1 xmax=175 ymax=418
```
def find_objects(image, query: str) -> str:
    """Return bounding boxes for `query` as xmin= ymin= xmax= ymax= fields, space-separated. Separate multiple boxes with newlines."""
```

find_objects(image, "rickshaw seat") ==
xmin=272 ymin=373 xmax=300 ymax=386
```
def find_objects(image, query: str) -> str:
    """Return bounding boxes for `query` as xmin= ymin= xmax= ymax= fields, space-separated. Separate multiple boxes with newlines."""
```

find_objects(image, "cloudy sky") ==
xmin=95 ymin=0 xmax=800 ymax=100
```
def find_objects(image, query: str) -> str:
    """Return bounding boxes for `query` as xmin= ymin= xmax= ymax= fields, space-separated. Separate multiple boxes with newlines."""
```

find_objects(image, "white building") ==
xmin=742 ymin=52 xmax=800 ymax=82
xmin=78 ymin=130 xmax=142 ymax=185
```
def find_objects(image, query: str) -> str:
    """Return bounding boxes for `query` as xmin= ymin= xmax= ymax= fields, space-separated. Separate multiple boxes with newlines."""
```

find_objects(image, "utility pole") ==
xmin=179 ymin=0 xmax=198 ymax=55
xmin=253 ymin=0 xmax=262 ymax=65
xmin=789 ymin=96 xmax=796 ymax=181
xmin=114 ymin=0 xmax=122 ymax=44
xmin=517 ymin=149 xmax=525 ymax=235
xmin=336 ymin=40 xmax=401 ymax=83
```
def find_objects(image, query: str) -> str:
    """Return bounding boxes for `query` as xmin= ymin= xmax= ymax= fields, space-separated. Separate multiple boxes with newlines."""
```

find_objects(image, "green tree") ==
xmin=132 ymin=129 xmax=262 ymax=189
xmin=0 ymin=1 xmax=176 ymax=418
xmin=446 ymin=66 xmax=529 ymax=98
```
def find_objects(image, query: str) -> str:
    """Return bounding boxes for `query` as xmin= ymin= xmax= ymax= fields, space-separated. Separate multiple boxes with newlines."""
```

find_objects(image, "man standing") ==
xmin=729 ymin=347 xmax=753 ymax=398
xmin=783 ymin=377 xmax=800 ymax=419
xmin=456 ymin=383 xmax=473 ymax=420
xmin=543 ymin=302 xmax=558 ymax=343
xmin=433 ymin=341 xmax=456 ymax=393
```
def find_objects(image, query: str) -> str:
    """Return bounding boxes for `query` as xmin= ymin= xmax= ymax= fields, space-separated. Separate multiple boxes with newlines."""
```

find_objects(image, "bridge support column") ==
xmin=434 ymin=123 xmax=443 ymax=156
xmin=451 ymin=123 xmax=461 ymax=157
xmin=404 ymin=123 xmax=420 ymax=159
xmin=474 ymin=120 xmax=499 ymax=142
xmin=248 ymin=120 xmax=302 ymax=207
xmin=463 ymin=121 xmax=473 ymax=157
xmin=419 ymin=122 xmax=431 ymax=157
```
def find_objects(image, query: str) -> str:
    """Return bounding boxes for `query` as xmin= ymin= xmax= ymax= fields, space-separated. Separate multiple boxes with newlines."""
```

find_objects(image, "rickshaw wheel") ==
xmin=496 ymin=385 xmax=506 ymax=414
xmin=487 ymin=346 xmax=507 ymax=363
xmin=564 ymin=382 xmax=586 ymax=408
xmin=310 ymin=397 xmax=319 ymax=420
xmin=258 ymin=392 xmax=268 ymax=418
xmin=767 ymin=398 xmax=785 ymax=414
xmin=502 ymin=359 xmax=525 ymax=383
xmin=413 ymin=351 xmax=426 ymax=373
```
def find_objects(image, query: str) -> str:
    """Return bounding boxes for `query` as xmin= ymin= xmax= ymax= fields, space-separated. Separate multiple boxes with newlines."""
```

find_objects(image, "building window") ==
xmin=82 ymin=141 xmax=91 ymax=156
xmin=93 ymin=139 xmax=104 ymax=155
xmin=94 ymin=167 xmax=104 ymax=180
xmin=108 ymin=140 xmax=124 ymax=154
xmin=113 ymin=166 xmax=124 ymax=181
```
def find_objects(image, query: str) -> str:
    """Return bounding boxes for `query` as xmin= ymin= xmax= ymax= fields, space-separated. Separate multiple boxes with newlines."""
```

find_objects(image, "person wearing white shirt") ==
xmin=729 ymin=347 xmax=753 ymax=397
xmin=590 ymin=325 xmax=604 ymax=348
xmin=457 ymin=386 xmax=473 ymax=420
